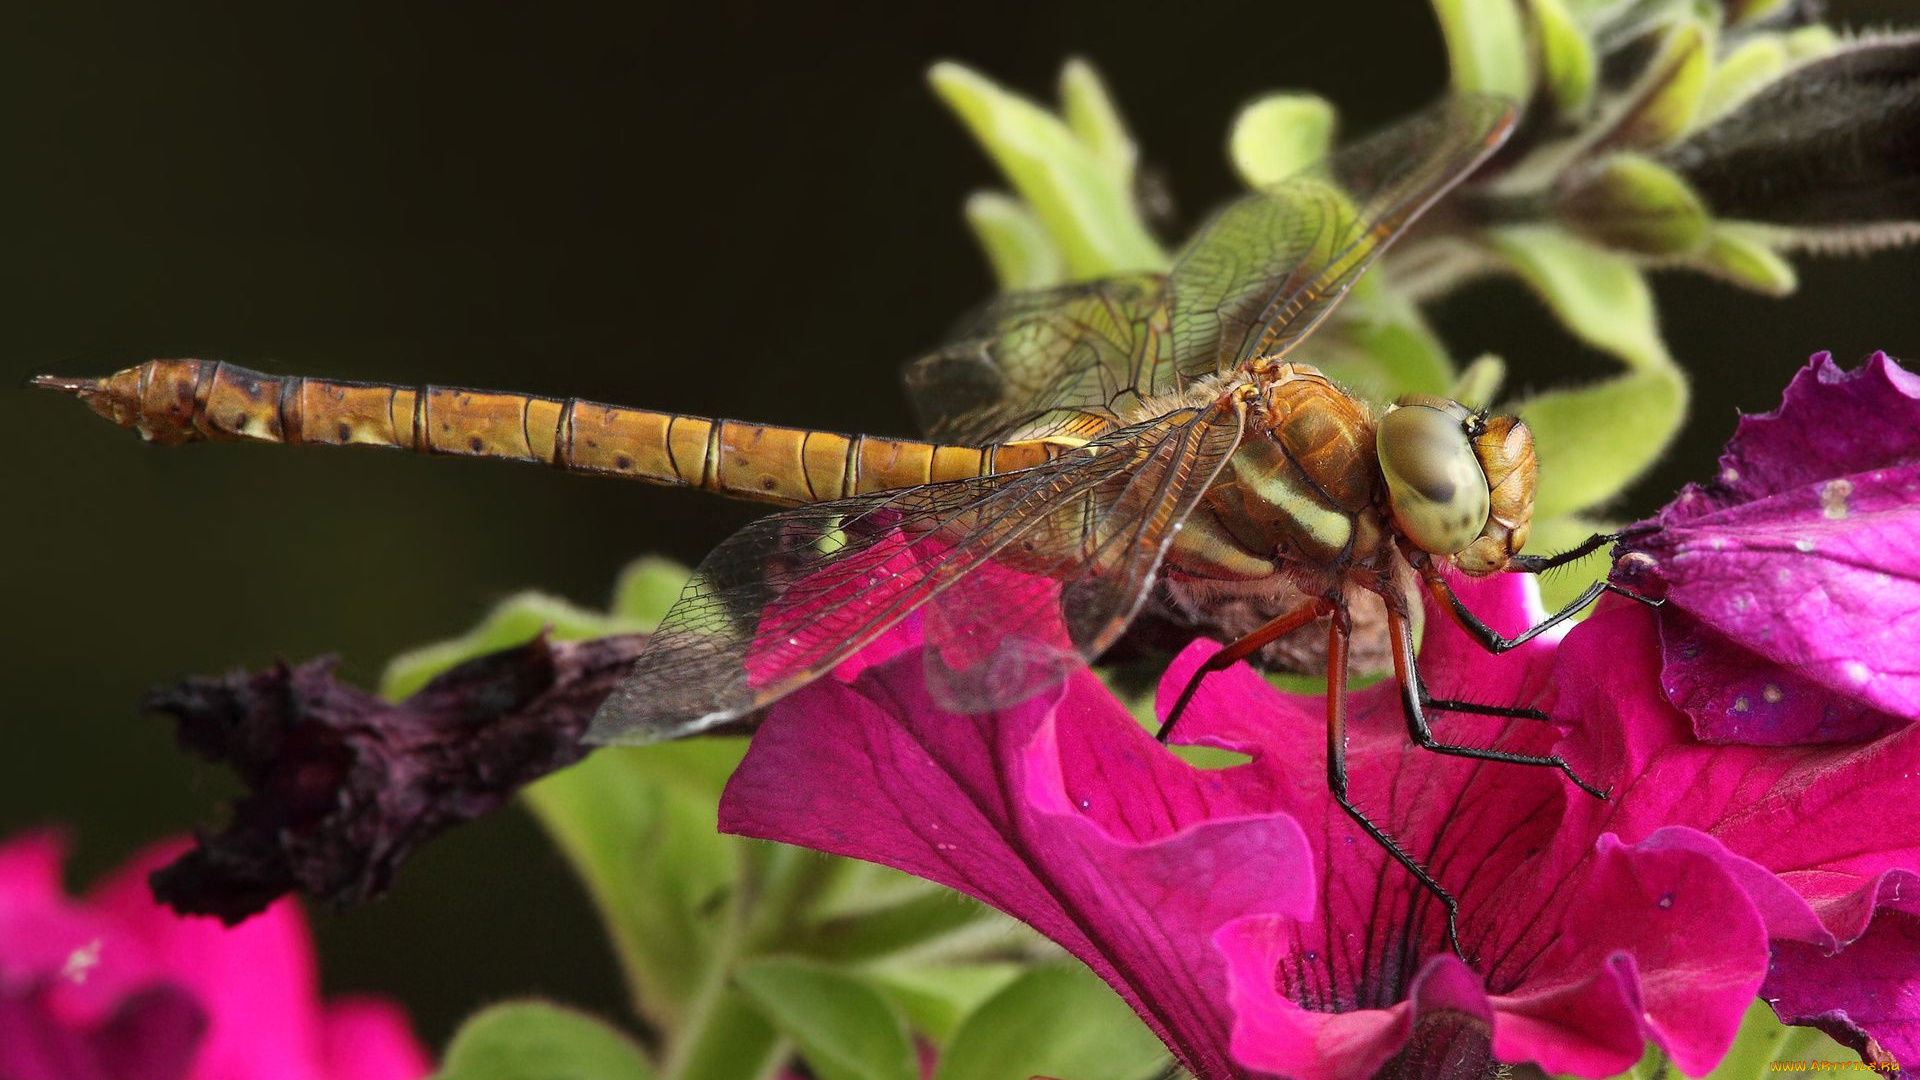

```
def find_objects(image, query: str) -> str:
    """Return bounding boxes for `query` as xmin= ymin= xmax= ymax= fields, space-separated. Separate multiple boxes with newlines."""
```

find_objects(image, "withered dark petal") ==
xmin=144 ymin=633 xmax=647 ymax=923
xmin=1663 ymin=33 xmax=1920 ymax=237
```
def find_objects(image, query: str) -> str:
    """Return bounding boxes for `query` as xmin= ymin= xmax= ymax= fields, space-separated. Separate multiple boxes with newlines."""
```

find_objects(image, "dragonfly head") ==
xmin=1376 ymin=396 xmax=1536 ymax=575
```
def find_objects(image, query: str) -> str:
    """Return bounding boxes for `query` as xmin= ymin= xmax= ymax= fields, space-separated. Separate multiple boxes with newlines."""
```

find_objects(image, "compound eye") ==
xmin=1377 ymin=404 xmax=1490 ymax=555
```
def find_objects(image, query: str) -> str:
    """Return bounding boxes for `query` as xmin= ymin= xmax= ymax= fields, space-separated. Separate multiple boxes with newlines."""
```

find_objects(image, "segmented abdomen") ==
xmin=60 ymin=359 xmax=1056 ymax=506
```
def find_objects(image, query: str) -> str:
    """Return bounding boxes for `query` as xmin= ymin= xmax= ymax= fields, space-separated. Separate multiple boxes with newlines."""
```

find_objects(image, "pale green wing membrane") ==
xmin=904 ymin=274 xmax=1170 ymax=444
xmin=594 ymin=95 xmax=1515 ymax=741
xmin=589 ymin=404 xmax=1243 ymax=743
xmin=905 ymin=94 xmax=1515 ymax=446
xmin=1168 ymin=93 xmax=1517 ymax=378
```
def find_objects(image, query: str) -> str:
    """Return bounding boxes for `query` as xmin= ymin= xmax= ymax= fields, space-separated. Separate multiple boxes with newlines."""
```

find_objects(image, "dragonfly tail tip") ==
xmin=29 ymin=373 xmax=100 ymax=395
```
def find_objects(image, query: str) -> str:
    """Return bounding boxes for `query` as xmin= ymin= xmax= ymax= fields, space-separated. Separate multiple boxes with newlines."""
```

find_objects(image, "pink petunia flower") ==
xmin=1613 ymin=351 xmax=1920 ymax=744
xmin=0 ymin=832 xmax=430 ymax=1080
xmin=720 ymin=562 xmax=1919 ymax=1077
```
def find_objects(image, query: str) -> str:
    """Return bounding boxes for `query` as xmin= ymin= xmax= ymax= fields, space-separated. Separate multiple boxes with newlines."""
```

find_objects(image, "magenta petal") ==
xmin=719 ymin=654 xmax=1317 ymax=1080
xmin=0 ymin=831 xmax=430 ymax=1080
xmin=1490 ymin=833 xmax=1768 ymax=1077
xmin=1557 ymin=607 xmax=1920 ymax=942
xmin=1221 ymin=920 xmax=1490 ymax=1080
xmin=320 ymin=998 xmax=433 ymax=1080
xmin=1556 ymin=604 xmax=1920 ymax=1064
xmin=0 ymin=982 xmax=208 ymax=1080
xmin=1769 ymin=906 xmax=1920 ymax=1066
xmin=0 ymin=832 xmax=69 ymax=910
xmin=1151 ymin=575 xmax=1770 ymax=1077
xmin=1616 ymin=352 xmax=1920 ymax=743
xmin=90 ymin=840 xmax=328 ymax=1078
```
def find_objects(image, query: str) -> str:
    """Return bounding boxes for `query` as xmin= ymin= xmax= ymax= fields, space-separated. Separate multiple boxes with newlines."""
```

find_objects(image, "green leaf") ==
xmin=1698 ymin=35 xmax=1788 ymax=125
xmin=1692 ymin=223 xmax=1797 ymax=296
xmin=1528 ymin=0 xmax=1599 ymax=114
xmin=1517 ymin=365 xmax=1689 ymax=521
xmin=1722 ymin=0 xmax=1789 ymax=25
xmin=1305 ymin=272 xmax=1457 ymax=402
xmin=1057 ymin=59 xmax=1136 ymax=192
xmin=865 ymin=962 xmax=1026 ymax=1043
xmin=1433 ymin=0 xmax=1533 ymax=100
xmin=1704 ymin=999 xmax=1861 ymax=1077
xmin=1575 ymin=998 xmax=1867 ymax=1079
xmin=1229 ymin=93 xmax=1337 ymax=189
xmin=663 ymin=989 xmax=787 ymax=1080
xmin=1606 ymin=14 xmax=1714 ymax=149
xmin=1780 ymin=24 xmax=1839 ymax=62
xmin=734 ymin=959 xmax=919 ymax=1080
xmin=1448 ymin=353 xmax=1507 ymax=410
xmin=379 ymin=555 xmax=681 ymax=699
xmin=787 ymin=886 xmax=1006 ymax=964
xmin=930 ymin=61 xmax=1169 ymax=279
xmin=1774 ymin=1023 xmax=1864 ymax=1067
xmin=609 ymin=556 xmax=691 ymax=627
xmin=1557 ymin=153 xmax=1711 ymax=255
xmin=964 ymin=191 xmax=1066 ymax=290
xmin=524 ymin=742 xmax=748 ymax=1029
xmin=379 ymin=590 xmax=643 ymax=699
xmin=1484 ymin=225 xmax=1674 ymax=371
xmin=435 ymin=1001 xmax=655 ymax=1080
xmin=933 ymin=964 xmax=1170 ymax=1080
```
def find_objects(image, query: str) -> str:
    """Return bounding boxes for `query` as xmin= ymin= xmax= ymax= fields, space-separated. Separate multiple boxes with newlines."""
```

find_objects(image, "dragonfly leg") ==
xmin=1388 ymin=605 xmax=1608 ymax=800
xmin=1326 ymin=606 xmax=1467 ymax=961
xmin=1421 ymin=562 xmax=1658 ymax=656
xmin=1505 ymin=524 xmax=1659 ymax=574
xmin=1155 ymin=598 xmax=1332 ymax=745
xmin=1418 ymin=679 xmax=1550 ymax=722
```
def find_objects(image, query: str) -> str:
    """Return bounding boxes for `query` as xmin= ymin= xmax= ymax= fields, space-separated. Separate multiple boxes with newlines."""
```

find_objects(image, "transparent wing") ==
xmin=588 ymin=401 xmax=1245 ymax=744
xmin=900 ymin=95 xmax=1514 ymax=445
xmin=903 ymin=274 xmax=1169 ymax=445
xmin=1166 ymin=93 xmax=1517 ymax=378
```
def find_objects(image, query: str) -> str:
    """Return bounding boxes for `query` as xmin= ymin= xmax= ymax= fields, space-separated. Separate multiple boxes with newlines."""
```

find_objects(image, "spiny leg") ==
xmin=1387 ymin=605 xmax=1608 ymax=800
xmin=1420 ymin=685 xmax=1550 ymax=722
xmin=1506 ymin=524 xmax=1659 ymax=574
xmin=1155 ymin=598 xmax=1331 ymax=745
xmin=1324 ymin=608 xmax=1467 ymax=961
xmin=1413 ymin=530 xmax=1662 ymax=710
xmin=1422 ymin=563 xmax=1660 ymax=657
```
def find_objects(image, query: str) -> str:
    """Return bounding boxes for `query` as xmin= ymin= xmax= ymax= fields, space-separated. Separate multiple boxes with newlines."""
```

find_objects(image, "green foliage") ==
xmin=1693 ymin=224 xmax=1797 ymax=296
xmin=734 ymin=960 xmax=920 ymax=1080
xmin=930 ymin=60 xmax=1167 ymax=282
xmin=1581 ymin=998 xmax=1862 ymax=1079
xmin=932 ymin=965 xmax=1171 ymax=1080
xmin=1229 ymin=93 xmax=1337 ymax=189
xmin=434 ymin=1001 xmax=656 ymax=1080
xmin=1433 ymin=0 xmax=1533 ymax=100
xmin=381 ymin=557 xmax=681 ymax=700
xmin=1529 ymin=0 xmax=1599 ymax=114
xmin=1698 ymin=35 xmax=1787 ymax=125
xmin=1605 ymin=13 xmax=1715 ymax=151
xmin=963 ymin=191 xmax=1063 ymax=291
xmin=1558 ymin=154 xmax=1712 ymax=256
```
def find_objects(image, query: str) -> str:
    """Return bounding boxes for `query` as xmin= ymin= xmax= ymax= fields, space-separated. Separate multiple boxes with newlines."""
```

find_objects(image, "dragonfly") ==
xmin=34 ymin=93 xmax=1647 ymax=960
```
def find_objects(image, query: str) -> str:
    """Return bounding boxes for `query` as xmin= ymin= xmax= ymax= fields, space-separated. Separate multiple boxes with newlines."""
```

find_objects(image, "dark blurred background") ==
xmin=4 ymin=0 xmax=1914 ymax=1050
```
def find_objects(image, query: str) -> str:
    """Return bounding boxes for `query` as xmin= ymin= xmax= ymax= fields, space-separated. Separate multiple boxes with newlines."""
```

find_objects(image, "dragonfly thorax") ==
xmin=1165 ymin=365 xmax=1388 ymax=586
xmin=1163 ymin=368 xmax=1538 ymax=591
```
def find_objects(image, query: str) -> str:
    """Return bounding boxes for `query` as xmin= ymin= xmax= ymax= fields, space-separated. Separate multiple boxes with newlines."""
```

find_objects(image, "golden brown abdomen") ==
xmin=36 ymin=359 xmax=1057 ymax=506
